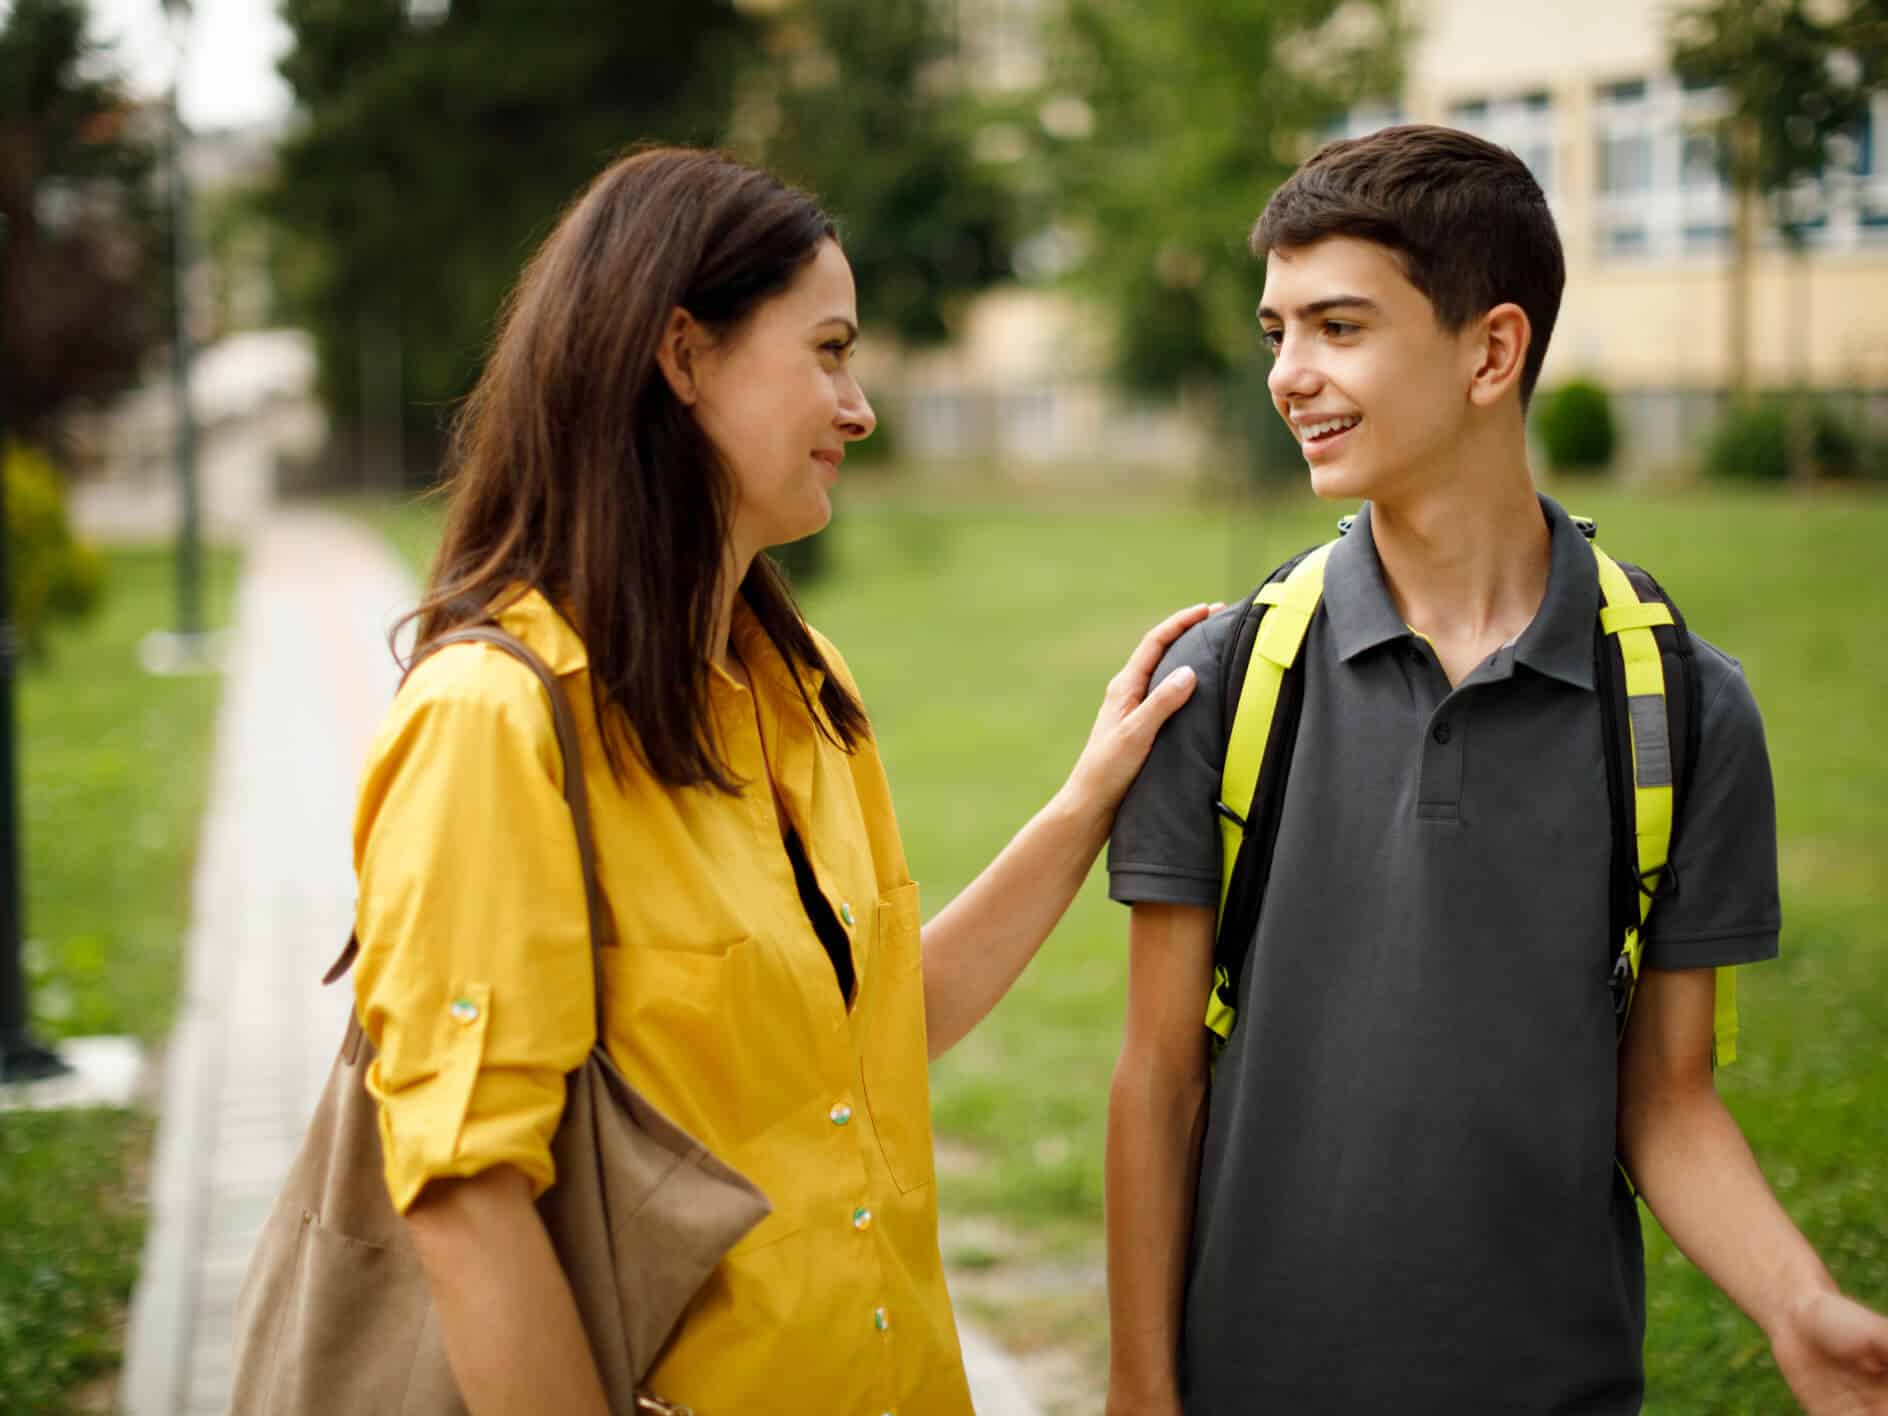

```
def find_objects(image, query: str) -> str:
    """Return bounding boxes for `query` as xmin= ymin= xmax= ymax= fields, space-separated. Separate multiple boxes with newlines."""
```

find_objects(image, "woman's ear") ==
xmin=655 ymin=307 xmax=711 ymax=406
xmin=1467 ymin=302 xmax=1531 ymax=408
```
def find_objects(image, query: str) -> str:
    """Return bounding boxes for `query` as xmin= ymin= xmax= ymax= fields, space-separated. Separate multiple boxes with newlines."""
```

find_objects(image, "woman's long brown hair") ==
xmin=399 ymin=147 xmax=869 ymax=791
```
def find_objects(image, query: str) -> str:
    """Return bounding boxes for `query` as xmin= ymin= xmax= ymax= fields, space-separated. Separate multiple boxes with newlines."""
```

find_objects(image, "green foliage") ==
xmin=1669 ymin=0 xmax=1883 ymax=244
xmin=0 ymin=0 xmax=160 ymax=440
xmin=21 ymin=544 xmax=237 ymax=1043
xmin=270 ymin=0 xmax=1020 ymax=485
xmin=1703 ymin=400 xmax=1792 ymax=482
xmin=3 ymin=442 xmax=106 ymax=655
xmin=270 ymin=0 xmax=760 ymax=462
xmin=1808 ymin=403 xmax=1861 ymax=478
xmin=2 ymin=545 xmax=235 ymax=1410
xmin=1048 ymin=0 xmax=1405 ymax=397
xmin=748 ymin=0 xmax=1015 ymax=346
xmin=0 ymin=1109 xmax=153 ymax=1415
xmin=1535 ymin=378 xmax=1620 ymax=473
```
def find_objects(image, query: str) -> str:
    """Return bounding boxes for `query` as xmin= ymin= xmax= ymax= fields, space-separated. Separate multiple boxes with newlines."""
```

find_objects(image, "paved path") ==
xmin=120 ymin=509 xmax=1040 ymax=1415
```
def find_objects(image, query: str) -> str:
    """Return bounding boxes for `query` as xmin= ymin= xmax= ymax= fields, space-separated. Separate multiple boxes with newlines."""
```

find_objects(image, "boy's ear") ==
xmin=655 ymin=307 xmax=712 ymax=406
xmin=1467 ymin=302 xmax=1532 ymax=408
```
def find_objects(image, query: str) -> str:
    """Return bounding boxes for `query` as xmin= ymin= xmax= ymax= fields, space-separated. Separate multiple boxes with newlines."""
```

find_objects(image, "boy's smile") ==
xmin=1258 ymin=235 xmax=1478 ymax=504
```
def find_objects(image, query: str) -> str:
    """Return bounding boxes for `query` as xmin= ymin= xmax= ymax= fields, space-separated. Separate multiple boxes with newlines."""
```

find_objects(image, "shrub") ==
xmin=4 ymin=442 xmax=108 ymax=655
xmin=1535 ymin=379 xmax=1619 ymax=473
xmin=1809 ymin=404 xmax=1862 ymax=480
xmin=1701 ymin=401 xmax=1791 ymax=483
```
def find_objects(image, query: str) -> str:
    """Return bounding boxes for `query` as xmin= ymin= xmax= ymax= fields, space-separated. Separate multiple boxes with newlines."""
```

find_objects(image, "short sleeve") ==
xmin=351 ymin=647 xmax=594 ymax=1214
xmin=1643 ymin=639 xmax=1781 ymax=971
xmin=1107 ymin=609 xmax=1239 ymax=908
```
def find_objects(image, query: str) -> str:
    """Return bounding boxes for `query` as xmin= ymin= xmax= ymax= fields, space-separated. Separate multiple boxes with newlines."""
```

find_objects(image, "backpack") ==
xmin=1206 ymin=515 xmax=1740 ymax=1070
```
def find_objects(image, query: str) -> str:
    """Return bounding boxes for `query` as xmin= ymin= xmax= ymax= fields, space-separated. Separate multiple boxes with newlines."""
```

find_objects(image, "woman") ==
xmin=353 ymin=146 xmax=1204 ymax=1415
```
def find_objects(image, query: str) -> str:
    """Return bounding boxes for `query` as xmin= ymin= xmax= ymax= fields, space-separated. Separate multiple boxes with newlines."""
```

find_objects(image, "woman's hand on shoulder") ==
xmin=1064 ymin=602 xmax=1217 ymax=820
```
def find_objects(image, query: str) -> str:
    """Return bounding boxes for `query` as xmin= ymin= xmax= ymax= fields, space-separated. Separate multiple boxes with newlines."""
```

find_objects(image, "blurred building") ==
xmin=1339 ymin=0 xmax=1888 ymax=471
xmin=892 ymin=0 xmax=1887 ymax=480
xmin=866 ymin=0 xmax=1214 ymax=481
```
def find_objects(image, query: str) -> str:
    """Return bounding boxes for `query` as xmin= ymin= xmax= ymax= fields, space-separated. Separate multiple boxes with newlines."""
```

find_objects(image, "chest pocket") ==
xmin=859 ymin=882 xmax=935 ymax=1194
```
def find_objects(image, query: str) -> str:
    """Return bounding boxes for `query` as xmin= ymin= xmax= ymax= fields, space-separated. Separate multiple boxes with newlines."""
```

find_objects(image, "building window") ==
xmin=1447 ymin=91 xmax=1557 ymax=197
xmin=1859 ymin=95 xmax=1888 ymax=234
xmin=1594 ymin=75 xmax=1735 ymax=259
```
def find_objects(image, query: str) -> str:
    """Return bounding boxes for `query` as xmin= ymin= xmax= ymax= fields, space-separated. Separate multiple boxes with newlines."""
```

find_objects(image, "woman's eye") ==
xmin=1261 ymin=329 xmax=1283 ymax=353
xmin=1324 ymin=321 xmax=1357 ymax=338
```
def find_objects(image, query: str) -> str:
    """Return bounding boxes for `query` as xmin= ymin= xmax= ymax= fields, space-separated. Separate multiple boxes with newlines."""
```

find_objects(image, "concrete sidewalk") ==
xmin=119 ymin=508 xmax=1040 ymax=1415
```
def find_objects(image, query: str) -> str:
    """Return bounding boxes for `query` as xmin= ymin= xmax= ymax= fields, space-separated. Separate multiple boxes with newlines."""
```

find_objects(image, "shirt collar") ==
xmin=1320 ymin=493 xmax=1597 ymax=690
xmin=490 ymin=586 xmax=590 ymax=676
xmin=1511 ymin=493 xmax=1599 ymax=690
xmin=489 ymin=587 xmax=828 ymax=703
xmin=722 ymin=593 xmax=828 ymax=705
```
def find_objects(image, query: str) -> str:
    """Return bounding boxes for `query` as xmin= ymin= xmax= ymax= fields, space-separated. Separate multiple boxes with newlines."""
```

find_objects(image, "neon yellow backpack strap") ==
xmin=1208 ymin=541 xmax=1338 ymax=1045
xmin=1592 ymin=544 xmax=1738 ymax=1065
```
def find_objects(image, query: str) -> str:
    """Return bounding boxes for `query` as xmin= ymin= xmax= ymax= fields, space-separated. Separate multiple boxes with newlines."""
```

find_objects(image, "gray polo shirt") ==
xmin=1108 ymin=496 xmax=1780 ymax=1414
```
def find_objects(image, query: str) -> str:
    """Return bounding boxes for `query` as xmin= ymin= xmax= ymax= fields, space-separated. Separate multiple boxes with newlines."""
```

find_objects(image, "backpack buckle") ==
xmin=1608 ymin=951 xmax=1634 ymax=1016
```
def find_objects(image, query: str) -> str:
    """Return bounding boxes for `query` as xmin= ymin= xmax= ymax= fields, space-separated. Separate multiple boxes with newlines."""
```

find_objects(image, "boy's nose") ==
xmin=1267 ymin=348 xmax=1320 ymax=402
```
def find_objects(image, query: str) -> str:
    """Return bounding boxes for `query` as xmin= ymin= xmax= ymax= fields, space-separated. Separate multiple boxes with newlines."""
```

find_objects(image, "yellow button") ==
xmin=829 ymin=1101 xmax=853 ymax=1126
xmin=873 ymin=1306 xmax=890 ymax=1332
xmin=448 ymin=998 xmax=479 ymax=1024
xmin=840 ymin=901 xmax=855 ymax=927
xmin=852 ymin=1206 xmax=872 ymax=1231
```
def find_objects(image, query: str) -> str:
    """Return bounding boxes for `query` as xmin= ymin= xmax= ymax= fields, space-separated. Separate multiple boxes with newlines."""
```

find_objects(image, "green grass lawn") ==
xmin=0 ymin=546 xmax=238 ymax=1415
xmin=350 ymin=480 xmax=1887 ymax=1411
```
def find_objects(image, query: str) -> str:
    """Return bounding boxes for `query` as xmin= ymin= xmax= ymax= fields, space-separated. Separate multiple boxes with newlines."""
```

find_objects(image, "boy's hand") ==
xmin=1771 ymin=1288 xmax=1888 ymax=1413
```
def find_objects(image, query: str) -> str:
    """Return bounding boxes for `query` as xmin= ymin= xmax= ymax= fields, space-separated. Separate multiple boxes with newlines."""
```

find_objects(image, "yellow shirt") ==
xmin=352 ymin=588 xmax=972 ymax=1415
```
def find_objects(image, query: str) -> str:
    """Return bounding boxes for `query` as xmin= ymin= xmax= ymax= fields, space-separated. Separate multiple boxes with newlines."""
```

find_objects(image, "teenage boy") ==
xmin=1103 ymin=125 xmax=1888 ymax=1414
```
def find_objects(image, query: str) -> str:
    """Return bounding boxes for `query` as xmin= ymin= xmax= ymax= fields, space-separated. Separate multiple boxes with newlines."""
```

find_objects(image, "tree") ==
xmin=738 ymin=0 xmax=1016 ymax=347
xmin=269 ymin=0 xmax=1024 ymax=490
xmin=1669 ymin=0 xmax=1883 ymax=400
xmin=1046 ymin=0 xmax=1403 ymax=438
xmin=0 ymin=0 xmax=160 ymax=445
xmin=268 ymin=0 xmax=762 ymax=484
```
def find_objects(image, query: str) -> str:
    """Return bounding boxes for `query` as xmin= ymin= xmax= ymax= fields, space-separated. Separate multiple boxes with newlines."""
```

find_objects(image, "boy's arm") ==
xmin=1618 ymin=966 xmax=1888 ymax=1410
xmin=1105 ymin=901 xmax=1216 ymax=1416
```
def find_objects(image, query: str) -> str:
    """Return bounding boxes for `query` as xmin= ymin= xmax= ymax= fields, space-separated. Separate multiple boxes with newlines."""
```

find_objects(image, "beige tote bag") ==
xmin=227 ymin=625 xmax=770 ymax=1414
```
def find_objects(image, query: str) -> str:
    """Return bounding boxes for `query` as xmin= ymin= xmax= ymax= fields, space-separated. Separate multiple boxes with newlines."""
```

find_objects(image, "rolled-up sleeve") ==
xmin=350 ymin=649 xmax=594 ymax=1214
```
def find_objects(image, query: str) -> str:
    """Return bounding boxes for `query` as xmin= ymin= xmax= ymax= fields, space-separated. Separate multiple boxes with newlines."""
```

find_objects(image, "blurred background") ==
xmin=0 ymin=0 xmax=1883 ymax=1412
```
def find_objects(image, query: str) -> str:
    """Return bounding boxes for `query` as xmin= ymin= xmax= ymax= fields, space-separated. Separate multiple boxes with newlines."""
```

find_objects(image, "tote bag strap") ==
xmin=326 ymin=621 xmax=613 ymax=1045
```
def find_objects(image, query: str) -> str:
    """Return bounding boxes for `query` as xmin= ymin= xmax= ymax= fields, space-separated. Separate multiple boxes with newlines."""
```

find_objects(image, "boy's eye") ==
xmin=1260 ymin=328 xmax=1283 ymax=353
xmin=1323 ymin=321 xmax=1358 ymax=338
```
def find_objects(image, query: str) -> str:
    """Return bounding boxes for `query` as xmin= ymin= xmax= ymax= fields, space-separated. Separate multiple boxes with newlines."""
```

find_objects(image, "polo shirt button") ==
xmin=829 ymin=1101 xmax=853 ymax=1126
xmin=873 ymin=1306 xmax=891 ymax=1332
xmin=1432 ymin=721 xmax=1452 ymax=745
xmin=448 ymin=998 xmax=480 ymax=1024
xmin=840 ymin=901 xmax=855 ymax=927
xmin=852 ymin=1206 xmax=873 ymax=1231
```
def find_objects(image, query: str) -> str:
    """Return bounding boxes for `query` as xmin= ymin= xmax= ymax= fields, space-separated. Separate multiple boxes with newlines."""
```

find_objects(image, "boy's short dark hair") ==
xmin=1251 ymin=124 xmax=1565 ymax=406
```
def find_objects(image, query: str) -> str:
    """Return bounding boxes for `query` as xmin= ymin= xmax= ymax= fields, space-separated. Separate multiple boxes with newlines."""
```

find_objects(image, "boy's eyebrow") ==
xmin=1255 ymin=295 xmax=1383 ymax=322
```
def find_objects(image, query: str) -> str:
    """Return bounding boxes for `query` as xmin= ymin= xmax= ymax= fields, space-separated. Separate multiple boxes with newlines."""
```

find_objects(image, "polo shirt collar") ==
xmin=1321 ymin=493 xmax=1598 ymax=690
xmin=1511 ymin=494 xmax=1598 ymax=690
xmin=491 ymin=586 xmax=590 ymax=677
xmin=1322 ymin=503 xmax=1410 ymax=662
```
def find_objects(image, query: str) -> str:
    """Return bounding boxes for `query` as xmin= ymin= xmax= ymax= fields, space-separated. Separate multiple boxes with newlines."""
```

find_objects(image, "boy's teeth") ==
xmin=1305 ymin=415 xmax=1360 ymax=440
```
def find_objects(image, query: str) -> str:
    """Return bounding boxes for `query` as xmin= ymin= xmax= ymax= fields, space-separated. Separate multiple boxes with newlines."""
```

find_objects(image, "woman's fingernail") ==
xmin=1171 ymin=666 xmax=1197 ymax=687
